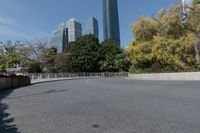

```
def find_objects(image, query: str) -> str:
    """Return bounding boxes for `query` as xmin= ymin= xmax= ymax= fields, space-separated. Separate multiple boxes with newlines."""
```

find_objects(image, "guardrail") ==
xmin=29 ymin=72 xmax=128 ymax=83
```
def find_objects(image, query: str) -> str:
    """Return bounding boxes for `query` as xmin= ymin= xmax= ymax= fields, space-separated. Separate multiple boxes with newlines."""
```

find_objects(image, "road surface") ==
xmin=1 ymin=78 xmax=200 ymax=133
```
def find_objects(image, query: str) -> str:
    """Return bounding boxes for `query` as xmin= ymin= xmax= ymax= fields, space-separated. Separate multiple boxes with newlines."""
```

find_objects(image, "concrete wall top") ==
xmin=128 ymin=72 xmax=200 ymax=81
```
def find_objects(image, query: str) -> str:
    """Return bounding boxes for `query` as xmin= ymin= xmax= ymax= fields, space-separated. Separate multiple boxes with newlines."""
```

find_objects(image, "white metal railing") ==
xmin=29 ymin=72 xmax=128 ymax=82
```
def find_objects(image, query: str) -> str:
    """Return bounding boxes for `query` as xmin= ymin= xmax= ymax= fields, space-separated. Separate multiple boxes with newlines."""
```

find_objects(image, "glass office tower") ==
xmin=86 ymin=17 xmax=99 ymax=39
xmin=67 ymin=18 xmax=82 ymax=42
xmin=182 ymin=0 xmax=193 ymax=13
xmin=103 ymin=0 xmax=120 ymax=46
xmin=50 ymin=22 xmax=68 ymax=53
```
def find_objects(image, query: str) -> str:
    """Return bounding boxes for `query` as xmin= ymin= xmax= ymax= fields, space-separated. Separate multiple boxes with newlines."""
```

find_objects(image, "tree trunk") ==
xmin=194 ymin=39 xmax=200 ymax=64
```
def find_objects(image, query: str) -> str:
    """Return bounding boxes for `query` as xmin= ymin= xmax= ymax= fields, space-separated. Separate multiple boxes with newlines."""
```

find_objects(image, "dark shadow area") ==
xmin=0 ymin=90 xmax=20 ymax=133
xmin=6 ymin=89 xmax=68 ymax=100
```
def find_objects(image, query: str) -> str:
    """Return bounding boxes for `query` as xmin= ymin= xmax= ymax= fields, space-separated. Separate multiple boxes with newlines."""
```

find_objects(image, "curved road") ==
xmin=1 ymin=78 xmax=200 ymax=133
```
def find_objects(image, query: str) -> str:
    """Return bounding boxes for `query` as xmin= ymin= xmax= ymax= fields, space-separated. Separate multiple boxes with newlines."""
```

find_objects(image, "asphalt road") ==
xmin=1 ymin=78 xmax=200 ymax=133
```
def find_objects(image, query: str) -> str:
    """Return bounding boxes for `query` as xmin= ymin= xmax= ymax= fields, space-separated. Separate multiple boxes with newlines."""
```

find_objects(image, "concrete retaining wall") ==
xmin=0 ymin=78 xmax=11 ymax=91
xmin=128 ymin=72 xmax=200 ymax=81
xmin=0 ymin=77 xmax=31 ymax=91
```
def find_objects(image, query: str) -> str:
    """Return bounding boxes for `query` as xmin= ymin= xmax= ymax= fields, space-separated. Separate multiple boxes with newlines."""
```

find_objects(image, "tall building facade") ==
xmin=86 ymin=17 xmax=99 ymax=38
xmin=50 ymin=22 xmax=68 ymax=53
xmin=67 ymin=18 xmax=82 ymax=42
xmin=103 ymin=0 xmax=120 ymax=45
xmin=182 ymin=0 xmax=193 ymax=13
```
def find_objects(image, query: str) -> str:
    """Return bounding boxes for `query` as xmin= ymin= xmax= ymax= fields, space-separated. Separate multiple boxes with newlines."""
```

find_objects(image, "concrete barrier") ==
xmin=128 ymin=72 xmax=200 ymax=81
xmin=12 ymin=77 xmax=19 ymax=88
xmin=19 ymin=76 xmax=31 ymax=87
xmin=0 ymin=78 xmax=6 ymax=91
xmin=0 ymin=76 xmax=31 ymax=91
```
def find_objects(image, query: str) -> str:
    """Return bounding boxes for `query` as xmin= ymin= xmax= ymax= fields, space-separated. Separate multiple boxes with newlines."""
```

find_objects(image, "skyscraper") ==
xmin=86 ymin=17 xmax=99 ymax=38
xmin=67 ymin=18 xmax=82 ymax=42
xmin=50 ymin=22 xmax=68 ymax=53
xmin=182 ymin=0 xmax=193 ymax=13
xmin=103 ymin=0 xmax=120 ymax=45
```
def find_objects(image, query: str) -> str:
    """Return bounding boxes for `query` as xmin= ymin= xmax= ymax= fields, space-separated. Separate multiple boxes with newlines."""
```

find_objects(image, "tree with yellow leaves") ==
xmin=126 ymin=3 xmax=200 ymax=73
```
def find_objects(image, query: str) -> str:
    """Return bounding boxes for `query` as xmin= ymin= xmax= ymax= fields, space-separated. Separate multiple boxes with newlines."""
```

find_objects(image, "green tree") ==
xmin=114 ymin=53 xmax=131 ymax=72
xmin=65 ymin=35 xmax=101 ymax=72
xmin=41 ymin=47 xmax=57 ymax=73
xmin=100 ymin=40 xmax=130 ymax=72
xmin=55 ymin=53 xmax=71 ymax=72
xmin=194 ymin=0 xmax=200 ymax=4
xmin=28 ymin=61 xmax=42 ymax=73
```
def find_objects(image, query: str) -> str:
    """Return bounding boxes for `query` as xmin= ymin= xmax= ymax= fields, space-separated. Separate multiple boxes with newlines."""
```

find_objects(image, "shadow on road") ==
xmin=0 ymin=90 xmax=20 ymax=133
xmin=6 ymin=89 xmax=68 ymax=100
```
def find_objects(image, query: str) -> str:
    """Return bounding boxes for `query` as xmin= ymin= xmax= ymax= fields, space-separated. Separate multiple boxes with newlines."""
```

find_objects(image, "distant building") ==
xmin=63 ymin=28 xmax=68 ymax=50
xmin=182 ymin=0 xmax=193 ymax=13
xmin=50 ymin=22 xmax=68 ymax=53
xmin=103 ymin=0 xmax=120 ymax=45
xmin=67 ymin=18 xmax=82 ymax=42
xmin=86 ymin=17 xmax=99 ymax=38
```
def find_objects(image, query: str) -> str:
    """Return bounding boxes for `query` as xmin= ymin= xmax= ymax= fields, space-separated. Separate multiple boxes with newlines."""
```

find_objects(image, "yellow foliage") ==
xmin=131 ymin=17 xmax=158 ymax=42
xmin=127 ymin=3 xmax=200 ymax=72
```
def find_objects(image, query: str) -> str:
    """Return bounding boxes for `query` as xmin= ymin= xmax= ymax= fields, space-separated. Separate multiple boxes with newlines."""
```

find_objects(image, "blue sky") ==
xmin=0 ymin=0 xmax=181 ymax=47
